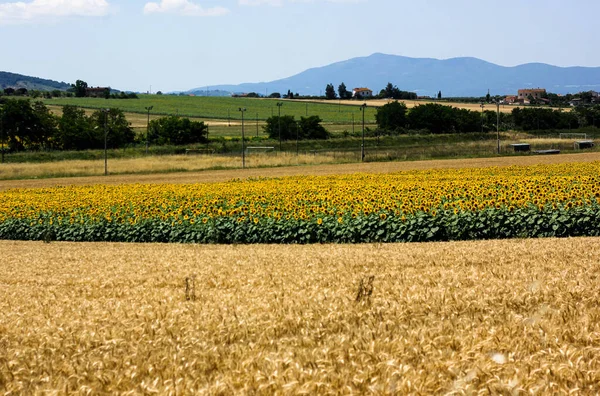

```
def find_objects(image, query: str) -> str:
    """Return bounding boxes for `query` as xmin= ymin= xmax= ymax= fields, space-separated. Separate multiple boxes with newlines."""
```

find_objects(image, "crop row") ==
xmin=0 ymin=162 xmax=599 ymax=243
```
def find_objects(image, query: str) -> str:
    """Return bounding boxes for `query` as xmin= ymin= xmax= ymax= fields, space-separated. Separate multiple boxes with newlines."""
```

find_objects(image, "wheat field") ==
xmin=1 ymin=238 xmax=600 ymax=393
xmin=0 ymin=152 xmax=355 ymax=182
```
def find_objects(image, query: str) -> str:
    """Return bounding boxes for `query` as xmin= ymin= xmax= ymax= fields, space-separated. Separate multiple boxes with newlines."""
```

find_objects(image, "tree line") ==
xmin=0 ymin=99 xmax=207 ymax=152
xmin=1 ymin=79 xmax=138 ymax=100
xmin=324 ymin=82 xmax=418 ymax=100
xmin=375 ymin=101 xmax=599 ymax=134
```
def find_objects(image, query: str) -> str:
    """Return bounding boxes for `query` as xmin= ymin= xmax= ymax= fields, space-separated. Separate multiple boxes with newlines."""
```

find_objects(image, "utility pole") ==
xmin=102 ymin=109 xmax=110 ymax=176
xmin=295 ymin=121 xmax=299 ymax=156
xmin=0 ymin=104 xmax=4 ymax=164
xmin=256 ymin=113 xmax=259 ymax=137
xmin=496 ymin=100 xmax=500 ymax=154
xmin=360 ymin=103 xmax=367 ymax=161
xmin=480 ymin=102 xmax=485 ymax=133
xmin=277 ymin=102 xmax=283 ymax=151
xmin=352 ymin=112 xmax=355 ymax=134
xmin=145 ymin=105 xmax=153 ymax=154
xmin=239 ymin=108 xmax=246 ymax=169
xmin=228 ymin=109 xmax=230 ymax=127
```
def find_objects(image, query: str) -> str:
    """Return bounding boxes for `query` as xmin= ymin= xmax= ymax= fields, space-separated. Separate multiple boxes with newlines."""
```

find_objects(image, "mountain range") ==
xmin=187 ymin=53 xmax=600 ymax=97
xmin=0 ymin=71 xmax=71 ymax=92
xmin=4 ymin=53 xmax=600 ymax=98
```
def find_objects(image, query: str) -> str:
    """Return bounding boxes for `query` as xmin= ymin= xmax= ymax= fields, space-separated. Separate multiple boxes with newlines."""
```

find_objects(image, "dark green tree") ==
xmin=298 ymin=115 xmax=330 ymax=139
xmin=325 ymin=83 xmax=336 ymax=99
xmin=73 ymin=79 xmax=88 ymax=98
xmin=375 ymin=101 xmax=408 ymax=131
xmin=263 ymin=115 xmax=297 ymax=140
xmin=57 ymin=105 xmax=95 ymax=150
xmin=407 ymin=103 xmax=456 ymax=134
xmin=378 ymin=83 xmax=416 ymax=100
xmin=90 ymin=108 xmax=135 ymax=148
xmin=437 ymin=91 xmax=442 ymax=100
xmin=0 ymin=99 xmax=57 ymax=150
xmin=148 ymin=116 xmax=208 ymax=145
xmin=338 ymin=82 xmax=350 ymax=99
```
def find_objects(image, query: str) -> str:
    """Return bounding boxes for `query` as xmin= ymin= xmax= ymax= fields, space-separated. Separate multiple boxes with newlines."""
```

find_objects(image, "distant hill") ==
xmin=0 ymin=71 xmax=71 ymax=91
xmin=187 ymin=53 xmax=600 ymax=97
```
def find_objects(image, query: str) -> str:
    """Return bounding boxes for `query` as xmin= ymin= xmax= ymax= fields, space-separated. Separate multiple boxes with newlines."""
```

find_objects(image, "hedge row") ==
xmin=1 ymin=205 xmax=599 ymax=244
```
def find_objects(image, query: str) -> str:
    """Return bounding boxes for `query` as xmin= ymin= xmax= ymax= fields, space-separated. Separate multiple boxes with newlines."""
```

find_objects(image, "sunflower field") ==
xmin=1 ymin=162 xmax=600 ymax=243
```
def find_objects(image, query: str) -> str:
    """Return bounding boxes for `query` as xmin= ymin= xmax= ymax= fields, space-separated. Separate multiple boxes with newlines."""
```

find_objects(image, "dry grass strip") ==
xmin=1 ymin=151 xmax=600 ymax=191
xmin=1 ymin=238 xmax=600 ymax=393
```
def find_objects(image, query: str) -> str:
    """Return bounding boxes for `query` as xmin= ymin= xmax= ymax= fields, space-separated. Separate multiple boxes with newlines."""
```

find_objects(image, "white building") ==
xmin=352 ymin=88 xmax=373 ymax=98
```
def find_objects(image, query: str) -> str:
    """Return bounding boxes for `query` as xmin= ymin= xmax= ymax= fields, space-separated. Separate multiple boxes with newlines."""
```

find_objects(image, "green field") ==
xmin=42 ymin=95 xmax=378 ymax=123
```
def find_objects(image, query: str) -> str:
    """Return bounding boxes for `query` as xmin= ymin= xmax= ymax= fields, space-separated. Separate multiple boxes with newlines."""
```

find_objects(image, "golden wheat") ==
xmin=0 ymin=152 xmax=354 ymax=181
xmin=1 ymin=238 xmax=600 ymax=393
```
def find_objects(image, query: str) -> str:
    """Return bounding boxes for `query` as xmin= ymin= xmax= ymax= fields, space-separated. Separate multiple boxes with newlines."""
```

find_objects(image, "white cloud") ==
xmin=239 ymin=0 xmax=283 ymax=6
xmin=0 ymin=0 xmax=110 ymax=24
xmin=143 ymin=0 xmax=229 ymax=16
xmin=239 ymin=0 xmax=363 ymax=5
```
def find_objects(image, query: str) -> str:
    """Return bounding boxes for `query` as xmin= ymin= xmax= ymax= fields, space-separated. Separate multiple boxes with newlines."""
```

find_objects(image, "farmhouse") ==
xmin=503 ymin=95 xmax=517 ymax=104
xmin=518 ymin=88 xmax=546 ymax=103
xmin=352 ymin=88 xmax=373 ymax=98
xmin=85 ymin=86 xmax=109 ymax=98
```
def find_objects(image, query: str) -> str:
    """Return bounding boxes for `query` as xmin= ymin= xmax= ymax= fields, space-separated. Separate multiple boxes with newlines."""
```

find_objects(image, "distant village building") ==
xmin=352 ymin=88 xmax=373 ymax=98
xmin=504 ymin=95 xmax=517 ymax=104
xmin=85 ymin=87 xmax=110 ymax=98
xmin=517 ymin=88 xmax=546 ymax=103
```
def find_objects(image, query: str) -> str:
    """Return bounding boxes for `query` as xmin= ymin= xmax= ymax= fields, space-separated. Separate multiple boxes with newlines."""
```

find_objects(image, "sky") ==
xmin=1 ymin=0 xmax=599 ymax=93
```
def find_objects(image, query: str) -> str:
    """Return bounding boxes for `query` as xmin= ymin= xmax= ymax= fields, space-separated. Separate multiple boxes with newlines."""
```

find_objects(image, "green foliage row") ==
xmin=376 ymin=102 xmax=600 ymax=134
xmin=263 ymin=115 xmax=330 ymax=140
xmin=1 ymin=205 xmax=598 ymax=244
xmin=0 ymin=99 xmax=134 ymax=151
xmin=148 ymin=116 xmax=208 ymax=145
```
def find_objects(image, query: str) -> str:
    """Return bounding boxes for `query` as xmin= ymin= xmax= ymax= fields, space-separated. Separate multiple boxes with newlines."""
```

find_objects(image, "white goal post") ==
xmin=559 ymin=133 xmax=587 ymax=140
xmin=245 ymin=146 xmax=275 ymax=154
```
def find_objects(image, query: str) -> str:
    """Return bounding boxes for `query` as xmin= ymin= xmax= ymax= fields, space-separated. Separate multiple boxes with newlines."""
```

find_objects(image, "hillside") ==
xmin=189 ymin=53 xmax=600 ymax=97
xmin=0 ymin=71 xmax=71 ymax=91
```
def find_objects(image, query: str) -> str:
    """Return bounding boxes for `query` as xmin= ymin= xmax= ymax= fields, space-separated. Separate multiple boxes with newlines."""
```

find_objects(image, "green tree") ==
xmin=378 ymin=83 xmax=416 ymax=100
xmin=148 ymin=116 xmax=208 ymax=145
xmin=375 ymin=101 xmax=408 ymax=131
xmin=298 ymin=115 xmax=330 ymax=140
xmin=407 ymin=103 xmax=456 ymax=134
xmin=0 ymin=99 xmax=57 ymax=150
xmin=325 ymin=83 xmax=336 ymax=100
xmin=57 ymin=105 xmax=95 ymax=150
xmin=263 ymin=115 xmax=297 ymax=140
xmin=338 ymin=82 xmax=350 ymax=99
xmin=73 ymin=79 xmax=88 ymax=98
xmin=31 ymin=101 xmax=58 ymax=148
xmin=437 ymin=91 xmax=442 ymax=100
xmin=90 ymin=108 xmax=135 ymax=148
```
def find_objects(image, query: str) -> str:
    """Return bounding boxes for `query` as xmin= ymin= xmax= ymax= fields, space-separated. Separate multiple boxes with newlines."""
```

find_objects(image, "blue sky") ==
xmin=1 ymin=0 xmax=598 ymax=92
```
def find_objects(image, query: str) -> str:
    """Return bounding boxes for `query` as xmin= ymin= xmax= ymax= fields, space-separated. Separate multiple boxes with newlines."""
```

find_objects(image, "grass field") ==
xmin=42 ymin=95 xmax=379 ymax=124
xmin=2 ymin=237 xmax=600 ymax=393
xmin=298 ymin=98 xmax=527 ymax=114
